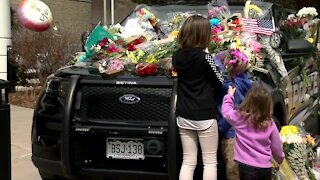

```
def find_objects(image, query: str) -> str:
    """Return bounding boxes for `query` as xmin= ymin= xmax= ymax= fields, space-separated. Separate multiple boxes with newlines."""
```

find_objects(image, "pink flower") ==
xmin=212 ymin=25 xmax=223 ymax=34
xmin=208 ymin=7 xmax=219 ymax=18
xmin=249 ymin=41 xmax=262 ymax=53
xmin=212 ymin=36 xmax=221 ymax=44
xmin=229 ymin=49 xmax=249 ymax=64
xmin=228 ymin=59 xmax=238 ymax=65
xmin=108 ymin=59 xmax=124 ymax=70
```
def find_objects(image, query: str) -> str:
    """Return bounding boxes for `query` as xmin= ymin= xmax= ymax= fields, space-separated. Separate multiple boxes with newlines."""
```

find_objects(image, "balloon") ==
xmin=17 ymin=0 xmax=53 ymax=32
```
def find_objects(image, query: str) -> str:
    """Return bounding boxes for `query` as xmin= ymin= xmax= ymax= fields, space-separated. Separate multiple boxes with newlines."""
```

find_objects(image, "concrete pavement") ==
xmin=11 ymin=105 xmax=41 ymax=180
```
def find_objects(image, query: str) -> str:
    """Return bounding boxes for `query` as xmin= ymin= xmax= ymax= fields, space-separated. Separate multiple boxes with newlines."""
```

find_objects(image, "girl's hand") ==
xmin=228 ymin=86 xmax=236 ymax=96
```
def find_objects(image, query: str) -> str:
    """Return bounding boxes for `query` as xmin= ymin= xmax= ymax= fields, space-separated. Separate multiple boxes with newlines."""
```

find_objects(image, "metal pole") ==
xmin=0 ymin=0 xmax=12 ymax=81
xmin=103 ymin=0 xmax=107 ymax=25
xmin=111 ymin=0 xmax=114 ymax=25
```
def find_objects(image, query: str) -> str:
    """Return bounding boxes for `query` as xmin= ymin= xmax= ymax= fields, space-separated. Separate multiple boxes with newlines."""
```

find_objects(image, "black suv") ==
xmin=31 ymin=1 xmax=320 ymax=180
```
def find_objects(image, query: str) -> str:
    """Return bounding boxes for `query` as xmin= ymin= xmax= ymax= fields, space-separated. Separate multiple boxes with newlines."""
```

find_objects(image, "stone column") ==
xmin=0 ymin=0 xmax=12 ymax=81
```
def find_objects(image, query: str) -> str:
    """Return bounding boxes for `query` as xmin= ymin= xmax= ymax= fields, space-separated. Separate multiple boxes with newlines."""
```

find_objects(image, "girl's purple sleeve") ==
xmin=270 ymin=122 xmax=285 ymax=164
xmin=221 ymin=94 xmax=238 ymax=126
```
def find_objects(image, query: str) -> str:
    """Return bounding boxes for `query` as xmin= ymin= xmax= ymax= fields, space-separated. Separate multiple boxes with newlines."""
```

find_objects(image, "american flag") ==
xmin=241 ymin=18 xmax=275 ymax=36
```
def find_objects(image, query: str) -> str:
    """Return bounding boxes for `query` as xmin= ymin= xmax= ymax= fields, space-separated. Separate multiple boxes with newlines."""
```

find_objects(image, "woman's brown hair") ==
xmin=239 ymin=84 xmax=273 ymax=129
xmin=177 ymin=15 xmax=211 ymax=49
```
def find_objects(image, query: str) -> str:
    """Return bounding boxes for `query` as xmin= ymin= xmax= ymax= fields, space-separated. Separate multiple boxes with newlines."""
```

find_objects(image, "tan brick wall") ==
xmin=10 ymin=0 xmax=92 ymax=36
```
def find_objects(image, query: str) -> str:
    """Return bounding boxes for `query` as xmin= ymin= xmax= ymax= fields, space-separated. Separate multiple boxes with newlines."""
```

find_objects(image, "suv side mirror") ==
xmin=286 ymin=39 xmax=314 ymax=53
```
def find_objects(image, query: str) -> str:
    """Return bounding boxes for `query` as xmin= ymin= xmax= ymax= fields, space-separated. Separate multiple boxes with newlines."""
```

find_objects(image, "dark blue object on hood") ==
xmin=214 ymin=58 xmax=252 ymax=138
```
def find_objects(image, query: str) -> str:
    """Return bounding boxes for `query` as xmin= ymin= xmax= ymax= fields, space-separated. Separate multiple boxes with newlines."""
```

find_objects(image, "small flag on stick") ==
xmin=241 ymin=17 xmax=275 ymax=36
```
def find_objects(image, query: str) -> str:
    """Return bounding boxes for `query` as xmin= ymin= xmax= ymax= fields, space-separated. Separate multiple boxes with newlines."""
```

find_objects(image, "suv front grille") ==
xmin=74 ymin=85 xmax=173 ymax=122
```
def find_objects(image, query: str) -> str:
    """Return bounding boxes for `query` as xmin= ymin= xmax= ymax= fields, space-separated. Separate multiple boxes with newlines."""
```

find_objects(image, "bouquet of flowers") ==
xmin=297 ymin=7 xmax=318 ymax=19
xmin=281 ymin=7 xmax=319 ymax=42
xmin=224 ymin=43 xmax=249 ymax=79
xmin=244 ymin=0 xmax=272 ymax=19
xmin=280 ymin=125 xmax=316 ymax=180
xmin=280 ymin=14 xmax=308 ymax=40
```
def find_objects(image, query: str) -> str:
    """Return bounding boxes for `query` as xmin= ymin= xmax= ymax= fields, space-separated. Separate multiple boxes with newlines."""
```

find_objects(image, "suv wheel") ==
xmin=39 ymin=171 xmax=66 ymax=180
xmin=272 ymin=116 xmax=282 ymax=131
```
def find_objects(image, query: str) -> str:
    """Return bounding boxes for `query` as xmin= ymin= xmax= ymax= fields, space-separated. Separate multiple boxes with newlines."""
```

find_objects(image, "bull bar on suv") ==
xmin=32 ymin=68 xmax=180 ymax=179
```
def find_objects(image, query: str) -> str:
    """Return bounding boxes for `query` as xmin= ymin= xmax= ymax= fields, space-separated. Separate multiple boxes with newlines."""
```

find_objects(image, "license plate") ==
xmin=106 ymin=138 xmax=145 ymax=160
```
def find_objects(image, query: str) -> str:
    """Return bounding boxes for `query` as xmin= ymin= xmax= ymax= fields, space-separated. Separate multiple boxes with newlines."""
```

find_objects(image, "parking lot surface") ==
xmin=11 ymin=105 xmax=41 ymax=180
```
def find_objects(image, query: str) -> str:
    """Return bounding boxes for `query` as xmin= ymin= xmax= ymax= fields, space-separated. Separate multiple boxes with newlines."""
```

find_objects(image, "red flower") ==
xmin=116 ymin=39 xmax=123 ymax=45
xmin=127 ymin=38 xmax=143 ymax=51
xmin=212 ymin=36 xmax=221 ymax=44
xmin=107 ymin=44 xmax=119 ymax=53
xmin=136 ymin=64 xmax=158 ymax=76
xmin=98 ymin=38 xmax=109 ymax=47
xmin=233 ymin=19 xmax=240 ymax=25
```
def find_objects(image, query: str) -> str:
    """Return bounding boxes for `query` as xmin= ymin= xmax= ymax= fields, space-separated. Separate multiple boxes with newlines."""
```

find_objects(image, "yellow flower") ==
xmin=308 ymin=38 xmax=314 ymax=43
xmin=280 ymin=125 xmax=299 ymax=137
xmin=169 ymin=30 xmax=179 ymax=39
xmin=236 ymin=39 xmax=242 ymax=48
xmin=249 ymin=4 xmax=262 ymax=13
xmin=127 ymin=51 xmax=138 ymax=64
xmin=171 ymin=70 xmax=177 ymax=77
xmin=137 ymin=50 xmax=145 ymax=58
xmin=238 ymin=46 xmax=246 ymax=52
xmin=145 ymin=55 xmax=157 ymax=63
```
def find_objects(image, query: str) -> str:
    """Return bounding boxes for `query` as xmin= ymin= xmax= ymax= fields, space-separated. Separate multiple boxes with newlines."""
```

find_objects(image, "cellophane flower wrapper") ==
xmin=133 ymin=4 xmax=160 ymax=27
xmin=272 ymin=159 xmax=298 ymax=180
xmin=159 ymin=11 xmax=196 ymax=37
xmin=207 ymin=0 xmax=231 ymax=20
xmin=243 ymin=0 xmax=272 ymax=19
xmin=120 ymin=4 xmax=159 ymax=41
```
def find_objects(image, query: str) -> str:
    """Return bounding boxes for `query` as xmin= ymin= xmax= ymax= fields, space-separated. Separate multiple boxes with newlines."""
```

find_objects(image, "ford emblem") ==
xmin=119 ymin=94 xmax=141 ymax=104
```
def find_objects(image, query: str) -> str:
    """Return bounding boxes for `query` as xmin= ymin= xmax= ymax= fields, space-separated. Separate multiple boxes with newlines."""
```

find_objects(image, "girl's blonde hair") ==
xmin=177 ymin=15 xmax=211 ymax=49
xmin=239 ymin=84 xmax=273 ymax=129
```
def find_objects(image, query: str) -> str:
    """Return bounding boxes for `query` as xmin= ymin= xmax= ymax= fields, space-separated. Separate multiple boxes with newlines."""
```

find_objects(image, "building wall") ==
xmin=10 ymin=0 xmax=92 ymax=36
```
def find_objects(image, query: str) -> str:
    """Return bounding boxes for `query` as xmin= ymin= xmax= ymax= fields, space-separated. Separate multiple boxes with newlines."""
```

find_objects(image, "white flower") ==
xmin=93 ymin=45 xmax=101 ymax=52
xmin=114 ymin=23 xmax=122 ymax=29
xmin=297 ymin=7 xmax=318 ymax=18
xmin=281 ymin=134 xmax=304 ymax=144
xmin=287 ymin=14 xmax=296 ymax=20
xmin=230 ymin=42 xmax=237 ymax=50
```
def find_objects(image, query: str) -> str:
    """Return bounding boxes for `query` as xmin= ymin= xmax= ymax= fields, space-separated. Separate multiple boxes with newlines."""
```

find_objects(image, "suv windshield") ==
xmin=122 ymin=1 xmax=271 ymax=27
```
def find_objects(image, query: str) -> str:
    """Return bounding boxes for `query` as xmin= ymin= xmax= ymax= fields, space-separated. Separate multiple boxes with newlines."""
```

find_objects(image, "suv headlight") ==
xmin=45 ymin=76 xmax=69 ymax=97
xmin=270 ymin=31 xmax=284 ymax=49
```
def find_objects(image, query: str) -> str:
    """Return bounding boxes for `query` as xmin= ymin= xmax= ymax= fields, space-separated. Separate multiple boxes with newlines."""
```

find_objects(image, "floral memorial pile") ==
xmin=71 ymin=1 xmax=318 ymax=81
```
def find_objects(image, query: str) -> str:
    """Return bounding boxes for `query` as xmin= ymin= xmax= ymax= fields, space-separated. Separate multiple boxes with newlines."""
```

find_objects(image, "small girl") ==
xmin=221 ymin=84 xmax=284 ymax=180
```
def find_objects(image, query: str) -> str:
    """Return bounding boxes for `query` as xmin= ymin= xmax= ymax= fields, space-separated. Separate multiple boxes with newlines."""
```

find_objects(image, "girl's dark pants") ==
xmin=238 ymin=162 xmax=271 ymax=180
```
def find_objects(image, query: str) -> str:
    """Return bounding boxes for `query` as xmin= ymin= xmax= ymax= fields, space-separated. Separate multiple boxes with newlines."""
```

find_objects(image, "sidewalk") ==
xmin=11 ymin=105 xmax=41 ymax=180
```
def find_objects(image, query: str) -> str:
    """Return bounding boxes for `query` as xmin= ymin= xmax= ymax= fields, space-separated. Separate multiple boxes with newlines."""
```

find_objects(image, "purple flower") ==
xmin=229 ymin=49 xmax=248 ymax=64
